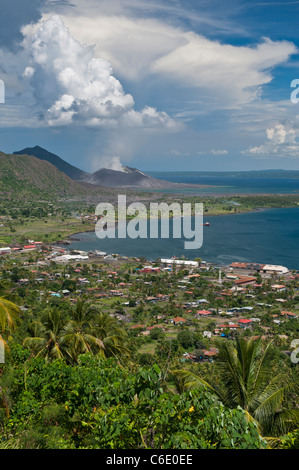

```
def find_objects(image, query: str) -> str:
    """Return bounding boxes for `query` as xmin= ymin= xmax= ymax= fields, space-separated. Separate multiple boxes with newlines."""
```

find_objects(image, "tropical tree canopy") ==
xmin=172 ymin=337 xmax=299 ymax=438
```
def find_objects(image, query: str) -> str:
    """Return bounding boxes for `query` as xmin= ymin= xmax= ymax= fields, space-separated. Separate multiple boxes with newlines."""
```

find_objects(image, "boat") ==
xmin=203 ymin=222 xmax=210 ymax=226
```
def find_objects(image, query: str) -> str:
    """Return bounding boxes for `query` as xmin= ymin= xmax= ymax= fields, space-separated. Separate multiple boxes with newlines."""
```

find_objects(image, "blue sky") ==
xmin=1 ymin=0 xmax=299 ymax=172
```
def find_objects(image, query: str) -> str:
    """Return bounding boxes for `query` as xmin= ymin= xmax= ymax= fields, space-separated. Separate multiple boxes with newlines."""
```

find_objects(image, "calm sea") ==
xmin=68 ymin=207 xmax=299 ymax=270
xmin=145 ymin=172 xmax=299 ymax=194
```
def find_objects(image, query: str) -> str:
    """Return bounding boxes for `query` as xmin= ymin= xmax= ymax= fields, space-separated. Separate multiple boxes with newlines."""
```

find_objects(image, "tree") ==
xmin=60 ymin=301 xmax=105 ymax=363
xmin=93 ymin=312 xmax=130 ymax=359
xmin=172 ymin=337 xmax=299 ymax=440
xmin=0 ymin=297 xmax=21 ymax=333
xmin=23 ymin=302 xmax=131 ymax=362
xmin=177 ymin=330 xmax=197 ymax=349
xmin=23 ymin=309 xmax=66 ymax=361
xmin=0 ymin=297 xmax=21 ymax=360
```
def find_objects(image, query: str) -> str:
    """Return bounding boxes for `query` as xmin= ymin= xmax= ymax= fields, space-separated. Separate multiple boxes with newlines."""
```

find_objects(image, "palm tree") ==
xmin=0 ymin=297 xmax=21 ymax=360
xmin=0 ymin=297 xmax=21 ymax=333
xmin=172 ymin=337 xmax=299 ymax=439
xmin=60 ymin=300 xmax=106 ymax=363
xmin=93 ymin=312 xmax=131 ymax=359
xmin=23 ymin=303 xmax=130 ymax=362
xmin=23 ymin=309 xmax=66 ymax=361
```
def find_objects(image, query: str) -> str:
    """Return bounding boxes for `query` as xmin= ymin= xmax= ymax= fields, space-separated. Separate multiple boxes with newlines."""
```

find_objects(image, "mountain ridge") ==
xmin=13 ymin=146 xmax=205 ymax=189
xmin=13 ymin=146 xmax=89 ymax=181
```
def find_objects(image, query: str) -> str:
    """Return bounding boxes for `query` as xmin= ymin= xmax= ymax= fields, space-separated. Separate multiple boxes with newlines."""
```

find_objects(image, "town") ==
xmin=1 ymin=238 xmax=298 ymax=364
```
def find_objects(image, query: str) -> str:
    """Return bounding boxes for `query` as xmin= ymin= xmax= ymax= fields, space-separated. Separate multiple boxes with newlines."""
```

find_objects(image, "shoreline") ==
xmin=60 ymin=206 xmax=299 ymax=270
xmin=63 ymin=206 xmax=280 ymax=244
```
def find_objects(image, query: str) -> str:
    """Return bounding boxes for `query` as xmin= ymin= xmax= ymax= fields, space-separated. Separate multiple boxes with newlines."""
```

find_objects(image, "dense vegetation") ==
xmin=0 ymin=274 xmax=298 ymax=449
xmin=1 ymin=352 xmax=269 ymax=449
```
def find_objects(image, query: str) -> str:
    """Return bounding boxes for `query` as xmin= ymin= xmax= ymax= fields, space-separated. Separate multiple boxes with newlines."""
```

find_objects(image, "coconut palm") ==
xmin=60 ymin=300 xmax=106 ymax=363
xmin=172 ymin=337 xmax=299 ymax=438
xmin=23 ymin=303 xmax=130 ymax=362
xmin=23 ymin=309 xmax=66 ymax=361
xmin=0 ymin=298 xmax=21 ymax=361
xmin=93 ymin=312 xmax=130 ymax=358
xmin=0 ymin=297 xmax=21 ymax=333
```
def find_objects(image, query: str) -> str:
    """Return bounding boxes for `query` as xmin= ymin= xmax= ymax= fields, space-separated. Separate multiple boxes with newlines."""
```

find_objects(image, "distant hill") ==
xmin=0 ymin=151 xmax=103 ymax=198
xmin=13 ymin=146 xmax=89 ymax=181
xmin=13 ymin=146 xmax=209 ymax=189
xmin=84 ymin=166 xmax=201 ymax=189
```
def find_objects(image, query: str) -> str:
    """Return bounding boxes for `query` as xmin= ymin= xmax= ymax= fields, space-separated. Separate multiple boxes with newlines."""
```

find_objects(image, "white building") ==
xmin=160 ymin=259 xmax=198 ymax=267
xmin=0 ymin=247 xmax=11 ymax=253
xmin=262 ymin=264 xmax=289 ymax=275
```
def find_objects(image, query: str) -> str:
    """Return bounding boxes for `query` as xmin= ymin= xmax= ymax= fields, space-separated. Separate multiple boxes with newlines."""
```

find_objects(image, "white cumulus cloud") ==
xmin=23 ymin=14 xmax=178 ymax=129
xmin=243 ymin=123 xmax=299 ymax=157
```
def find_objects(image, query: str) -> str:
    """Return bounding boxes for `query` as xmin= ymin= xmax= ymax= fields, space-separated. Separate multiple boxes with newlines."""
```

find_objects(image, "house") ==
xmin=197 ymin=309 xmax=213 ymax=316
xmin=172 ymin=317 xmax=186 ymax=325
xmin=62 ymin=289 xmax=70 ymax=296
xmin=219 ymin=324 xmax=239 ymax=330
xmin=203 ymin=348 xmax=218 ymax=357
xmin=230 ymin=262 xmax=248 ymax=269
xmin=140 ymin=266 xmax=161 ymax=273
xmin=238 ymin=319 xmax=252 ymax=328
xmin=272 ymin=284 xmax=286 ymax=291
xmin=0 ymin=247 xmax=11 ymax=254
xmin=109 ymin=290 xmax=123 ymax=296
xmin=280 ymin=311 xmax=296 ymax=318
xmin=146 ymin=296 xmax=159 ymax=303
xmin=203 ymin=331 xmax=212 ymax=338
xmin=197 ymin=299 xmax=209 ymax=304
xmin=234 ymin=276 xmax=257 ymax=287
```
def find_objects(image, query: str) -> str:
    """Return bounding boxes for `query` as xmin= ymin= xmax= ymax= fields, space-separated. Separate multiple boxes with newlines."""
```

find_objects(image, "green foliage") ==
xmin=0 ymin=354 xmax=267 ymax=449
xmin=177 ymin=330 xmax=198 ymax=349
xmin=172 ymin=337 xmax=299 ymax=439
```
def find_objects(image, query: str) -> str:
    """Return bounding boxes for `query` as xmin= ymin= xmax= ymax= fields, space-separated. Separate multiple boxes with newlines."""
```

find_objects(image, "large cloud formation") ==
xmin=23 ymin=15 xmax=178 ymax=129
xmin=62 ymin=13 xmax=298 ymax=109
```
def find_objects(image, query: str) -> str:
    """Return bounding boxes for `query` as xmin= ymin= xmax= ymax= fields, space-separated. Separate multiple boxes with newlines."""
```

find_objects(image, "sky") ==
xmin=1 ymin=0 xmax=299 ymax=172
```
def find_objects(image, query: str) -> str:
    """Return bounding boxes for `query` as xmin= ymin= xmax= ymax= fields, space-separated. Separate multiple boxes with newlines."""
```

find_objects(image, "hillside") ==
xmin=13 ymin=146 xmax=89 ymax=181
xmin=0 ymin=151 xmax=168 ymax=204
xmin=0 ymin=151 xmax=99 ymax=198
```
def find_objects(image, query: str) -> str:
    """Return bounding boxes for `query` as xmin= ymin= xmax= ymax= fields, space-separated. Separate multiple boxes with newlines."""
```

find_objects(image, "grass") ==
xmin=137 ymin=342 xmax=157 ymax=355
xmin=0 ymin=217 xmax=95 ymax=245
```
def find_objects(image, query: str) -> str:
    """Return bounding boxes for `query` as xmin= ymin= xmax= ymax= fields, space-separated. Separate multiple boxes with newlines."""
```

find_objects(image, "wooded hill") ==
xmin=0 ymin=151 xmax=113 ymax=200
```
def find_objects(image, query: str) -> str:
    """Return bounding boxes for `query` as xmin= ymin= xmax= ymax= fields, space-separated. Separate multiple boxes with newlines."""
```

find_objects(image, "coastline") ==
xmin=61 ymin=205 xmax=299 ymax=270
xmin=63 ymin=206 xmax=270 ymax=245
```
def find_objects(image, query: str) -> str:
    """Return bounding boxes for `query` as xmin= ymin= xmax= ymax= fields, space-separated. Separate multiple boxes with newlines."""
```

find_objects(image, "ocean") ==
xmin=65 ymin=173 xmax=299 ymax=269
xmin=68 ymin=207 xmax=299 ymax=270
xmin=145 ymin=172 xmax=299 ymax=194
